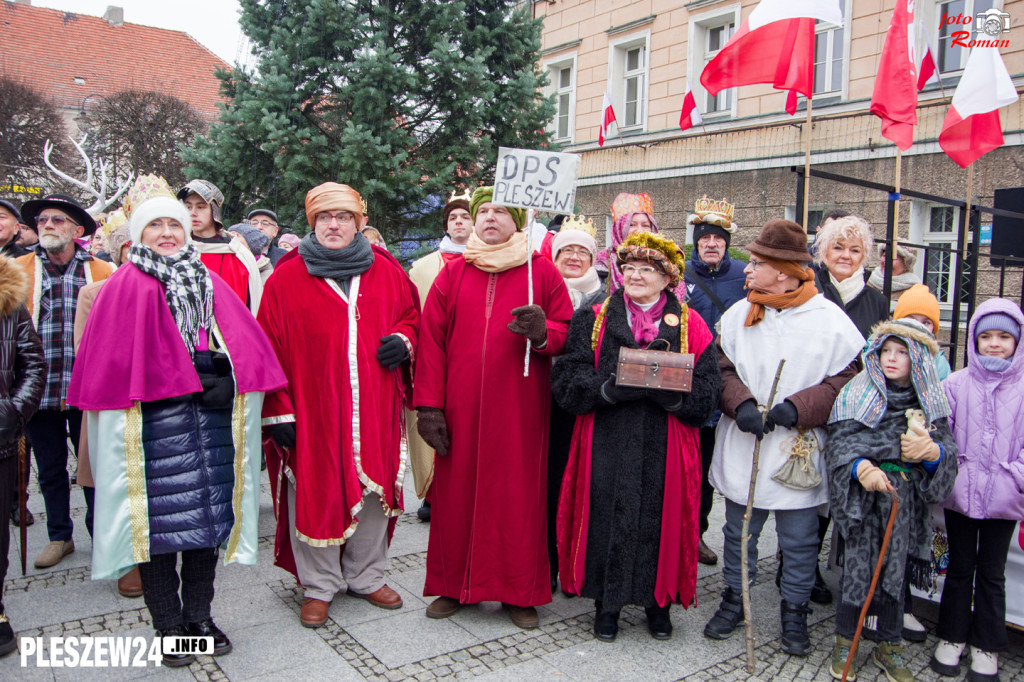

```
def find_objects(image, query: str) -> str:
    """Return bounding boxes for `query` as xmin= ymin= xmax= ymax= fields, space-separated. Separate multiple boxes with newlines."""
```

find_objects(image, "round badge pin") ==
xmin=663 ymin=313 xmax=680 ymax=327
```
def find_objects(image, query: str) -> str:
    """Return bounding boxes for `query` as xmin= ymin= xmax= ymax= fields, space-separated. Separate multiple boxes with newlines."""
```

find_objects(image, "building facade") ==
xmin=535 ymin=0 xmax=1024 ymax=328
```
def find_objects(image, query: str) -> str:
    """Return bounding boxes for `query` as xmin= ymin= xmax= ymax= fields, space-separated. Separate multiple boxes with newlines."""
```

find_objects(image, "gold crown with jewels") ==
xmin=689 ymin=195 xmax=736 ymax=231
xmin=562 ymin=213 xmax=596 ymax=237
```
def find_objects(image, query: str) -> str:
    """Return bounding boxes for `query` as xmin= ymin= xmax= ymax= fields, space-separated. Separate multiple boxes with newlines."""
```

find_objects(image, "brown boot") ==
xmin=300 ymin=598 xmax=330 ymax=628
xmin=118 ymin=566 xmax=143 ymax=598
xmin=698 ymin=538 xmax=718 ymax=565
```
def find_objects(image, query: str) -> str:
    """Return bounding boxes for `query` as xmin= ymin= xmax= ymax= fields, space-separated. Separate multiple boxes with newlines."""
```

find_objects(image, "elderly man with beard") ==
xmin=15 ymin=194 xmax=113 ymax=568
xmin=258 ymin=182 xmax=420 ymax=628
xmin=414 ymin=187 xmax=573 ymax=629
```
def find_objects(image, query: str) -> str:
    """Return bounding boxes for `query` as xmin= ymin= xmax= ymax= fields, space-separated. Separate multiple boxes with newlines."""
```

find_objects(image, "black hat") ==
xmin=247 ymin=208 xmax=278 ymax=223
xmin=0 ymin=200 xmax=22 ymax=224
xmin=20 ymin=194 xmax=97 ymax=236
xmin=692 ymin=221 xmax=732 ymax=248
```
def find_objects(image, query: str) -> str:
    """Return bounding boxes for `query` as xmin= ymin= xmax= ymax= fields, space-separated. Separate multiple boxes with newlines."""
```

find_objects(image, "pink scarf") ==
xmin=625 ymin=292 xmax=667 ymax=346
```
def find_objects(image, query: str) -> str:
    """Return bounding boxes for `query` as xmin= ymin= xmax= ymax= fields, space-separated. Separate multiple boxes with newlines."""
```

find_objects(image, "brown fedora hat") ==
xmin=746 ymin=220 xmax=812 ymax=263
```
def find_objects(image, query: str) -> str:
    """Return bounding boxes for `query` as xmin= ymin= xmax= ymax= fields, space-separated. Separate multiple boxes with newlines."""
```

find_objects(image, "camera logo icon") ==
xmin=976 ymin=8 xmax=1011 ymax=37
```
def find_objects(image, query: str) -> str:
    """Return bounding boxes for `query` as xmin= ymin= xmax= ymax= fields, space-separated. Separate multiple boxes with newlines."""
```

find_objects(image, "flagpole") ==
xmin=962 ymin=164 xmax=973 ymax=260
xmin=802 ymin=97 xmax=813 ymax=233
xmin=893 ymin=148 xmax=903 ymax=241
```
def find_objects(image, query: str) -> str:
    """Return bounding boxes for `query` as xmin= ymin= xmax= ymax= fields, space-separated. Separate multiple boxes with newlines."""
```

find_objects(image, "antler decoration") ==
xmin=43 ymin=134 xmax=134 ymax=214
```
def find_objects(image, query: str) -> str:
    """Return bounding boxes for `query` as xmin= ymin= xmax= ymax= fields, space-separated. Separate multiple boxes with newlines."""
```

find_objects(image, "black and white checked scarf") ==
xmin=127 ymin=242 xmax=214 ymax=356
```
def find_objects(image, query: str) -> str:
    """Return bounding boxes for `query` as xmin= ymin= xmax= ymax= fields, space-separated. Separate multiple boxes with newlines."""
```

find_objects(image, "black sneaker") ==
xmin=704 ymin=586 xmax=745 ymax=640
xmin=10 ymin=507 xmax=33 ymax=527
xmin=186 ymin=618 xmax=232 ymax=656
xmin=0 ymin=615 xmax=16 ymax=658
xmin=417 ymin=501 xmax=431 ymax=522
xmin=780 ymin=599 xmax=812 ymax=656
xmin=645 ymin=605 xmax=673 ymax=640
xmin=156 ymin=624 xmax=195 ymax=667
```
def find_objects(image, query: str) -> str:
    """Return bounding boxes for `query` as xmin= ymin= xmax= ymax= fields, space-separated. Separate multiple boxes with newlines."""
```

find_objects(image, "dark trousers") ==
xmin=698 ymin=427 xmax=715 ymax=536
xmin=26 ymin=409 xmax=93 ymax=541
xmin=138 ymin=548 xmax=219 ymax=632
xmin=0 ymin=455 xmax=14 ymax=611
xmin=547 ymin=401 xmax=574 ymax=572
xmin=936 ymin=509 xmax=1015 ymax=652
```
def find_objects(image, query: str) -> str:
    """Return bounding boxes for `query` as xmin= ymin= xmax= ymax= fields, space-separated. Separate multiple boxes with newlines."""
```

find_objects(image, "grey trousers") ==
xmin=721 ymin=498 xmax=819 ymax=605
xmin=287 ymin=482 xmax=390 ymax=602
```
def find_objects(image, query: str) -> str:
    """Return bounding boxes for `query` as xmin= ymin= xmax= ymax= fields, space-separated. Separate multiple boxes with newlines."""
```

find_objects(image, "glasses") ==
xmin=559 ymin=247 xmax=591 ymax=259
xmin=747 ymin=259 xmax=772 ymax=270
xmin=36 ymin=215 xmax=78 ymax=228
xmin=315 ymin=212 xmax=356 ymax=226
xmin=620 ymin=264 xmax=660 ymax=276
xmin=250 ymin=219 xmax=277 ymax=228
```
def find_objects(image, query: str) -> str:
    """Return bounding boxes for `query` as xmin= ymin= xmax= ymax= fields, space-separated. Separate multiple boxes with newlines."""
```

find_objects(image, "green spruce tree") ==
xmin=182 ymin=0 xmax=555 ymax=255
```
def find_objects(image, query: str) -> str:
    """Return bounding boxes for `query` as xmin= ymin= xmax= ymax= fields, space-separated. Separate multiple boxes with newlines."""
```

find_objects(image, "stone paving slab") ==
xmin=3 ymin=461 xmax=1023 ymax=681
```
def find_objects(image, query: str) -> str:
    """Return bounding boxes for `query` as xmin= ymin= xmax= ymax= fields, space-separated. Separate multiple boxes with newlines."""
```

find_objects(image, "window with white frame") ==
xmin=935 ymin=0 xmax=996 ymax=73
xmin=544 ymin=55 xmax=577 ymax=143
xmin=688 ymin=6 xmax=740 ymax=119
xmin=922 ymin=205 xmax=959 ymax=306
xmin=813 ymin=0 xmax=847 ymax=95
xmin=704 ymin=22 xmax=734 ymax=113
xmin=608 ymin=34 xmax=650 ymax=132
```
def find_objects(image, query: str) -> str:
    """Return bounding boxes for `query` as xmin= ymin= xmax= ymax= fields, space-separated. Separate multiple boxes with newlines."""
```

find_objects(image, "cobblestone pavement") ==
xmin=2 ymin=467 xmax=1021 ymax=681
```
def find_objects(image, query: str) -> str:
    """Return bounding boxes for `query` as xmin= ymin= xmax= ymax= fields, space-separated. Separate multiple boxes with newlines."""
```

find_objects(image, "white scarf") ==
xmin=867 ymin=267 xmax=920 ymax=293
xmin=439 ymin=235 xmax=467 ymax=254
xmin=563 ymin=267 xmax=602 ymax=309
xmin=830 ymin=268 xmax=866 ymax=305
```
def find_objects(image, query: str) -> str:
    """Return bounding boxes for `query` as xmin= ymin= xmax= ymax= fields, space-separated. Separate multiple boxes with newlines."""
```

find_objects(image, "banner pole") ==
xmin=801 ymin=98 xmax=813 ymax=233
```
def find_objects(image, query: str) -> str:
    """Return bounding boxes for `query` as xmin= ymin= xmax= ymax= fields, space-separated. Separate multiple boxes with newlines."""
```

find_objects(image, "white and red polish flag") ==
xmin=700 ymin=0 xmax=842 ymax=114
xmin=917 ymin=26 xmax=937 ymax=91
xmin=870 ymin=0 xmax=918 ymax=150
xmin=598 ymin=91 xmax=617 ymax=147
xmin=679 ymin=85 xmax=703 ymax=131
xmin=938 ymin=45 xmax=1018 ymax=168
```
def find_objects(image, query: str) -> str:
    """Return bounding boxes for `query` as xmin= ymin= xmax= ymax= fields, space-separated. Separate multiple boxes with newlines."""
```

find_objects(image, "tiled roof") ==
xmin=0 ymin=3 xmax=231 ymax=119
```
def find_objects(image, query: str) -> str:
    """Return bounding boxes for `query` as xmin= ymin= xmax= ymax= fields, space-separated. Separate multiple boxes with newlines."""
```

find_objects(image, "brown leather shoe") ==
xmin=425 ymin=596 xmax=461 ymax=619
xmin=503 ymin=603 xmax=539 ymax=629
xmin=698 ymin=538 xmax=719 ymax=566
xmin=118 ymin=566 xmax=143 ymax=598
xmin=300 ymin=598 xmax=330 ymax=628
xmin=347 ymin=584 xmax=403 ymax=610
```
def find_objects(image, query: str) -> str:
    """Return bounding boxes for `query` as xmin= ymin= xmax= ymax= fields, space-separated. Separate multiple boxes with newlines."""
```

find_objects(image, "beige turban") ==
xmin=305 ymin=182 xmax=364 ymax=229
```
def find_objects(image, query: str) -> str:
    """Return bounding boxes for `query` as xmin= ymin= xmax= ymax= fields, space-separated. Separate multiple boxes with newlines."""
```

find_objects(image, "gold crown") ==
xmin=100 ymin=208 xmax=128 ymax=237
xmin=562 ymin=213 xmax=596 ymax=237
xmin=693 ymin=195 xmax=734 ymax=221
xmin=121 ymin=174 xmax=176 ymax=221
xmin=447 ymin=188 xmax=473 ymax=204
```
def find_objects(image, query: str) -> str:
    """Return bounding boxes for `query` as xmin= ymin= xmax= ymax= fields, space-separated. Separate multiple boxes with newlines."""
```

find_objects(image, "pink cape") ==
xmin=67 ymin=263 xmax=286 ymax=410
xmin=557 ymin=306 xmax=710 ymax=608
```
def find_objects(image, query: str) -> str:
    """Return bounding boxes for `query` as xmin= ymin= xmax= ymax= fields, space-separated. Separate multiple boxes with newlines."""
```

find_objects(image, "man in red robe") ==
xmin=258 ymin=182 xmax=419 ymax=628
xmin=177 ymin=179 xmax=262 ymax=314
xmin=415 ymin=186 xmax=574 ymax=629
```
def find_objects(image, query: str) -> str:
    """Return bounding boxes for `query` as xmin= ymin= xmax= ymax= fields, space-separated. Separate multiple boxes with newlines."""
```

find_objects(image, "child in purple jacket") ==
xmin=932 ymin=298 xmax=1024 ymax=682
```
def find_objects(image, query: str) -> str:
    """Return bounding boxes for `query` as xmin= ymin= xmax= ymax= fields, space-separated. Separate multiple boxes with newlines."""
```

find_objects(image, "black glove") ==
xmin=600 ymin=373 xmax=647 ymax=404
xmin=377 ymin=335 xmax=409 ymax=370
xmin=734 ymin=399 xmax=766 ymax=440
xmin=417 ymin=407 xmax=450 ymax=456
xmin=647 ymin=389 xmax=684 ymax=412
xmin=765 ymin=400 xmax=798 ymax=432
xmin=197 ymin=372 xmax=235 ymax=408
xmin=266 ymin=423 xmax=297 ymax=448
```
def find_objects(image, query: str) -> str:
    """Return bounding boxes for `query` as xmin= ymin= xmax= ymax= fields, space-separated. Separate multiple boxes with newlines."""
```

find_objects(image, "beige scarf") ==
xmin=463 ymin=232 xmax=529 ymax=273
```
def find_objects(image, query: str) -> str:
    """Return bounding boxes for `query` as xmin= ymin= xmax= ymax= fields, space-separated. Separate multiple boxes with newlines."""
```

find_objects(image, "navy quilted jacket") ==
xmin=683 ymin=252 xmax=747 ymax=338
xmin=141 ymin=398 xmax=236 ymax=555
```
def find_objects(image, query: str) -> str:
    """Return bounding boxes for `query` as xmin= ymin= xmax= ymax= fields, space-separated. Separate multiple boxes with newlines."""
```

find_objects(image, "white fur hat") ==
xmin=124 ymin=174 xmax=192 ymax=245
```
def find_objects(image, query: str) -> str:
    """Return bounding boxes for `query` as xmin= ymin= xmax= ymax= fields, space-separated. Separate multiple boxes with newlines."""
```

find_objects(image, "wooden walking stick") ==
xmin=741 ymin=358 xmax=786 ymax=674
xmin=841 ymin=486 xmax=901 ymax=682
xmin=17 ymin=436 xmax=28 ymax=576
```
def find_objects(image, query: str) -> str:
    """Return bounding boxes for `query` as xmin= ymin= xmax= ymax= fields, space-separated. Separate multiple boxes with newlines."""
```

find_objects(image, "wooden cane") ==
xmin=741 ymin=359 xmax=786 ymax=674
xmin=17 ymin=436 xmax=28 ymax=576
xmin=841 ymin=486 xmax=901 ymax=682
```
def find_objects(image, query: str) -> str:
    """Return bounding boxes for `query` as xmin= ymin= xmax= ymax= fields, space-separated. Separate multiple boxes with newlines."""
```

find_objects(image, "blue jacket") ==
xmin=683 ymin=251 xmax=747 ymax=338
xmin=141 ymin=397 xmax=236 ymax=555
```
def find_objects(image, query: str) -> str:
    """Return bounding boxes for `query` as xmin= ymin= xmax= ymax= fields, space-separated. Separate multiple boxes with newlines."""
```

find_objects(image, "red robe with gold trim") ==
xmin=415 ymin=253 xmax=573 ymax=606
xmin=258 ymin=246 xmax=418 ymax=575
